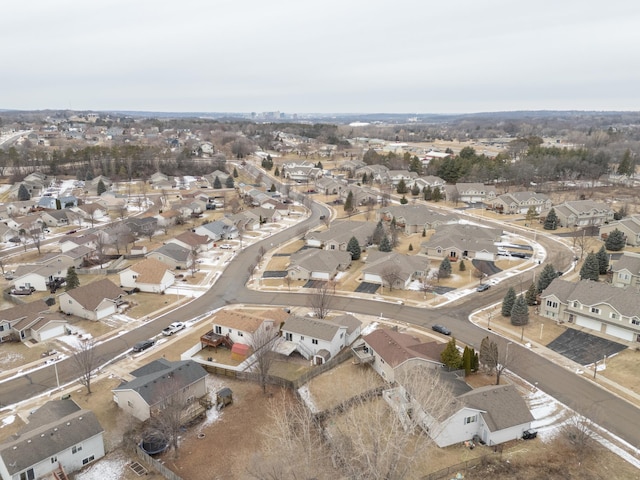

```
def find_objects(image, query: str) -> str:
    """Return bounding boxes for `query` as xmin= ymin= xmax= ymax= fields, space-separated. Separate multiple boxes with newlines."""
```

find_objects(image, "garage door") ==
xmin=363 ymin=273 xmax=382 ymax=284
xmin=38 ymin=324 xmax=66 ymax=342
xmin=576 ymin=316 xmax=602 ymax=332
xmin=475 ymin=251 xmax=494 ymax=261
xmin=605 ymin=324 xmax=634 ymax=342
xmin=311 ymin=271 xmax=330 ymax=281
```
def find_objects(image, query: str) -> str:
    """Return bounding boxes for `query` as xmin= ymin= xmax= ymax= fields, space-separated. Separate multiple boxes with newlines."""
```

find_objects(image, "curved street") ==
xmin=2 ymin=199 xmax=639 ymax=452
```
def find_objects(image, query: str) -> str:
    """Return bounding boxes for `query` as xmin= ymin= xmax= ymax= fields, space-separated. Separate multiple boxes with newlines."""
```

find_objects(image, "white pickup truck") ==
xmin=162 ymin=322 xmax=186 ymax=336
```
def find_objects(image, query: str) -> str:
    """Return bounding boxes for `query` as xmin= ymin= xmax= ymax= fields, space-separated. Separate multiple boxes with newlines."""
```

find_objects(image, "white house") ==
xmin=119 ymin=258 xmax=175 ymax=293
xmin=0 ymin=399 xmax=105 ymax=480
xmin=58 ymin=279 xmax=126 ymax=321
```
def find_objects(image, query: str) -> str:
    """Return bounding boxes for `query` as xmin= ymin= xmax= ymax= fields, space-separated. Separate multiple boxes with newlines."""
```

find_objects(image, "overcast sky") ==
xmin=2 ymin=0 xmax=639 ymax=114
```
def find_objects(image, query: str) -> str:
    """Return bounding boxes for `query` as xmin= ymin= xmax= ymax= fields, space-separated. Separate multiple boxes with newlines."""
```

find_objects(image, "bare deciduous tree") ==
xmin=72 ymin=338 xmax=99 ymax=394
xmin=380 ymin=265 xmax=403 ymax=292
xmin=308 ymin=281 xmax=336 ymax=319
xmin=249 ymin=321 xmax=278 ymax=394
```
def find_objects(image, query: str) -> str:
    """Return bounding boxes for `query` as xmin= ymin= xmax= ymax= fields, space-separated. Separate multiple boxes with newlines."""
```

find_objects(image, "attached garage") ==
xmin=32 ymin=319 xmax=68 ymax=342
xmin=311 ymin=271 xmax=330 ymax=281
xmin=605 ymin=324 xmax=634 ymax=342
xmin=305 ymin=239 xmax=322 ymax=248
xmin=363 ymin=273 xmax=383 ymax=285
xmin=475 ymin=250 xmax=495 ymax=261
xmin=576 ymin=316 xmax=602 ymax=332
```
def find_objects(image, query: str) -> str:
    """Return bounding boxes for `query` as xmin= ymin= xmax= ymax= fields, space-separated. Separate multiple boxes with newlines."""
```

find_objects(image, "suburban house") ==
xmin=38 ymin=246 xmax=93 ymax=269
xmin=194 ymin=220 xmax=239 ymax=241
xmin=148 ymin=243 xmax=193 ymax=270
xmin=59 ymin=233 xmax=98 ymax=253
xmin=0 ymin=399 xmax=105 ymax=480
xmin=119 ymin=258 xmax=175 ymax=293
xmin=355 ymin=164 xmax=389 ymax=182
xmin=287 ymin=249 xmax=352 ymax=281
xmin=540 ymin=278 xmax=640 ymax=342
xmin=362 ymin=251 xmax=430 ymax=290
xmin=244 ymin=206 xmax=282 ymax=224
xmin=421 ymin=224 xmax=503 ymax=261
xmin=600 ymin=214 xmax=640 ymax=246
xmin=412 ymin=175 xmax=446 ymax=191
xmin=71 ymin=203 xmax=107 ymax=223
xmin=0 ymin=223 xmax=18 ymax=242
xmin=305 ymin=221 xmax=376 ymax=251
xmin=124 ymin=217 xmax=158 ymax=237
xmin=315 ymin=176 xmax=347 ymax=196
xmin=39 ymin=209 xmax=80 ymax=227
xmin=552 ymin=200 xmax=615 ymax=227
xmin=611 ymin=252 xmax=640 ymax=289
xmin=353 ymin=328 xmax=445 ymax=382
xmin=445 ymin=183 xmax=497 ymax=204
xmin=281 ymin=314 xmax=362 ymax=365
xmin=338 ymin=185 xmax=379 ymax=206
xmin=12 ymin=260 xmax=71 ymax=291
xmin=413 ymin=384 xmax=534 ymax=447
xmin=282 ymin=161 xmax=322 ymax=183
xmin=58 ymin=278 xmax=126 ymax=321
xmin=377 ymin=205 xmax=454 ymax=234
xmin=375 ymin=170 xmax=419 ymax=186
xmin=112 ymin=359 xmax=208 ymax=422
xmin=0 ymin=300 xmax=68 ymax=343
xmin=203 ymin=309 xmax=287 ymax=352
xmin=490 ymin=192 xmax=552 ymax=215
xmin=168 ymin=231 xmax=214 ymax=252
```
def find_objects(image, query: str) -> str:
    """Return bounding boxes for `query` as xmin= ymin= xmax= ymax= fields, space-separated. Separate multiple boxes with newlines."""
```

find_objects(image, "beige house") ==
xmin=119 ymin=258 xmax=175 ymax=293
xmin=377 ymin=205 xmax=454 ymax=234
xmin=287 ymin=249 xmax=351 ymax=281
xmin=58 ymin=279 xmax=126 ymax=320
xmin=305 ymin=221 xmax=375 ymax=251
xmin=490 ymin=191 xmax=552 ymax=215
xmin=207 ymin=308 xmax=287 ymax=346
xmin=540 ymin=278 xmax=640 ymax=342
xmin=553 ymin=200 xmax=615 ymax=227
xmin=362 ymin=251 xmax=430 ymax=290
xmin=610 ymin=252 xmax=640 ymax=289
xmin=445 ymin=183 xmax=497 ymax=204
xmin=600 ymin=215 xmax=640 ymax=247
xmin=112 ymin=359 xmax=208 ymax=422
xmin=420 ymin=224 xmax=502 ymax=261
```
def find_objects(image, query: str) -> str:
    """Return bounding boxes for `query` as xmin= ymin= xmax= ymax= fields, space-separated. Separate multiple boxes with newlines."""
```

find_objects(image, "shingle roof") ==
xmin=0 ymin=400 xmax=103 ymax=476
xmin=212 ymin=309 xmax=284 ymax=334
xmin=289 ymin=249 xmax=351 ymax=274
xmin=282 ymin=315 xmax=343 ymax=341
xmin=612 ymin=252 xmax=640 ymax=274
xmin=127 ymin=258 xmax=173 ymax=284
xmin=363 ymin=251 xmax=429 ymax=280
xmin=457 ymin=385 xmax=534 ymax=431
xmin=152 ymin=243 xmax=191 ymax=262
xmin=61 ymin=278 xmax=125 ymax=311
xmin=364 ymin=328 xmax=444 ymax=368
xmin=307 ymin=221 xmax=376 ymax=246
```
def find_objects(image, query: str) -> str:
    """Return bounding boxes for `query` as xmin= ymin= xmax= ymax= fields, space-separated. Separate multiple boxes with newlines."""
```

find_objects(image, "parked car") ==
xmin=133 ymin=339 xmax=155 ymax=352
xmin=220 ymin=244 xmax=233 ymax=249
xmin=476 ymin=284 xmax=491 ymax=292
xmin=11 ymin=287 xmax=35 ymax=296
xmin=162 ymin=322 xmax=186 ymax=336
xmin=432 ymin=324 xmax=451 ymax=335
xmin=522 ymin=428 xmax=538 ymax=440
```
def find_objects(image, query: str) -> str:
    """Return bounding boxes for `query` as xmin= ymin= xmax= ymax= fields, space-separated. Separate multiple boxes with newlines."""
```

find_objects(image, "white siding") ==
xmin=576 ymin=316 xmax=602 ymax=332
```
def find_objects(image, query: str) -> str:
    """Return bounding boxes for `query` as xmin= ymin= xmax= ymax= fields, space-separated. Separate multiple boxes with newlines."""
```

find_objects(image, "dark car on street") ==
xmin=476 ymin=283 xmax=491 ymax=292
xmin=133 ymin=339 xmax=155 ymax=352
xmin=432 ymin=324 xmax=451 ymax=335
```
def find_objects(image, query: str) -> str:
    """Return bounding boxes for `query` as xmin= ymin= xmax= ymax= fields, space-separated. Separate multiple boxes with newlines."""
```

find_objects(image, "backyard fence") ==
xmin=421 ymin=452 xmax=501 ymax=480
xmin=135 ymin=445 xmax=184 ymax=480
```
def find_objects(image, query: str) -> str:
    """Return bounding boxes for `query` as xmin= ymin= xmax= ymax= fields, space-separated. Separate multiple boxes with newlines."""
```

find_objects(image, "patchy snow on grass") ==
xmin=298 ymin=384 xmax=319 ymax=413
xmin=0 ymin=352 xmax=24 ymax=366
xmin=1 ymin=415 xmax=15 ymax=429
xmin=199 ymin=405 xmax=222 ymax=431
xmin=74 ymin=451 xmax=129 ymax=480
xmin=361 ymin=321 xmax=379 ymax=336
xmin=57 ymin=332 xmax=93 ymax=351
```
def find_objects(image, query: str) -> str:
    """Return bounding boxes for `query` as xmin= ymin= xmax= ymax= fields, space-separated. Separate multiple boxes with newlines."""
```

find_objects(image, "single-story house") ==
xmin=147 ymin=243 xmax=193 ymax=270
xmin=119 ymin=258 xmax=175 ymax=293
xmin=490 ymin=191 xmax=552 ymax=215
xmin=421 ymin=224 xmax=502 ymax=261
xmin=194 ymin=220 xmax=239 ymax=241
xmin=305 ymin=221 xmax=375 ymax=251
xmin=58 ymin=279 xmax=126 ymax=321
xmin=445 ymin=183 xmax=497 ymax=204
xmin=287 ymin=249 xmax=352 ymax=281
xmin=377 ymin=205 xmax=454 ymax=235
xmin=168 ymin=231 xmax=214 ymax=252
xmin=13 ymin=261 xmax=71 ymax=292
xmin=0 ymin=300 xmax=68 ymax=343
xmin=362 ymin=251 xmax=430 ymax=290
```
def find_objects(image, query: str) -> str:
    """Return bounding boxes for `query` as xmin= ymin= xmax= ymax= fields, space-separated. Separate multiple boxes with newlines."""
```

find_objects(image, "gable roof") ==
xmin=126 ymin=258 xmax=173 ymax=284
xmin=612 ymin=252 xmax=640 ymax=274
xmin=211 ymin=309 xmax=283 ymax=334
xmin=114 ymin=359 xmax=207 ymax=406
xmin=60 ymin=279 xmax=125 ymax=310
xmin=282 ymin=315 xmax=344 ymax=341
xmin=363 ymin=251 xmax=429 ymax=279
xmin=152 ymin=243 xmax=191 ymax=262
xmin=172 ymin=231 xmax=212 ymax=247
xmin=0 ymin=400 xmax=103 ymax=476
xmin=457 ymin=385 xmax=534 ymax=431
xmin=423 ymin=224 xmax=501 ymax=252
xmin=364 ymin=328 xmax=444 ymax=368
xmin=289 ymin=249 xmax=351 ymax=274
xmin=307 ymin=220 xmax=376 ymax=246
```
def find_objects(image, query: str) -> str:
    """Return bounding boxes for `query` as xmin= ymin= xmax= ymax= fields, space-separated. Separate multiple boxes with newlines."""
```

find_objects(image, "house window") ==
xmin=330 ymin=245 xmax=336 ymax=250
xmin=632 ymin=318 xmax=640 ymax=326
xmin=20 ymin=469 xmax=35 ymax=480
xmin=464 ymin=415 xmax=476 ymax=425
xmin=51 ymin=456 xmax=58 ymax=463
xmin=546 ymin=300 xmax=558 ymax=308
xmin=300 ymin=336 xmax=304 ymax=341
xmin=312 ymin=339 xmax=318 ymax=345
xmin=228 ymin=328 xmax=232 ymax=333
xmin=340 ymin=332 xmax=344 ymax=339
xmin=215 ymin=325 xmax=222 ymax=334
xmin=72 ymin=444 xmax=83 ymax=454
xmin=610 ymin=313 xmax=618 ymax=320
xmin=285 ymin=333 xmax=292 ymax=341
xmin=573 ymin=301 xmax=579 ymax=308
xmin=591 ymin=307 xmax=600 ymax=315
xmin=69 ymin=300 xmax=72 ymax=304
xmin=82 ymin=455 xmax=95 ymax=465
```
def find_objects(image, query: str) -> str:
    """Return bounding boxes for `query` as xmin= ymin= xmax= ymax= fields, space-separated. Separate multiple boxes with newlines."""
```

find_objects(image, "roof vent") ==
xmin=79 ymin=416 xmax=83 ymax=420
xmin=67 ymin=422 xmax=71 ymax=426
xmin=27 ymin=440 xmax=31 ymax=443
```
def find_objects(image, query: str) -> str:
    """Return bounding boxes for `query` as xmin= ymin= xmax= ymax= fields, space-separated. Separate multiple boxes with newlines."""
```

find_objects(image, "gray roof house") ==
xmin=377 ymin=205 xmax=455 ymax=234
xmin=600 ymin=214 xmax=640 ymax=247
xmin=0 ymin=399 xmax=104 ymax=480
xmin=194 ymin=220 xmax=239 ymax=241
xmin=445 ymin=183 xmax=497 ymax=204
xmin=491 ymin=191 xmax=552 ymax=215
xmin=0 ymin=300 xmax=68 ymax=343
xmin=540 ymin=278 xmax=640 ymax=343
xmin=148 ymin=243 xmax=193 ymax=270
xmin=362 ymin=251 xmax=430 ymax=290
xmin=281 ymin=315 xmax=361 ymax=365
xmin=421 ymin=224 xmax=502 ymax=261
xmin=611 ymin=252 xmax=640 ymax=289
xmin=112 ymin=359 xmax=208 ymax=421
xmin=553 ymin=200 xmax=615 ymax=227
xmin=305 ymin=221 xmax=376 ymax=251
xmin=287 ymin=249 xmax=352 ymax=281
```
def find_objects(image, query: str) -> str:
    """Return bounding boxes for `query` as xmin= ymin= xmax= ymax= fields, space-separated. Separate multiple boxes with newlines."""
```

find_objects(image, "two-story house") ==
xmin=553 ymin=200 xmax=615 ymax=227
xmin=611 ymin=252 xmax=640 ymax=289
xmin=600 ymin=214 xmax=640 ymax=247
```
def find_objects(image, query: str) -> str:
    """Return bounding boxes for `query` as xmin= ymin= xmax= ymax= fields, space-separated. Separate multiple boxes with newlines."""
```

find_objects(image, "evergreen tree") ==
xmin=440 ymin=337 xmax=463 ymax=370
xmin=459 ymin=260 xmax=466 ymax=272
xmin=233 ymin=167 xmax=239 ymax=178
xmin=372 ymin=220 xmax=386 ymax=245
xmin=315 ymin=161 xmax=323 ymax=170
xmin=423 ymin=185 xmax=432 ymax=201
xmin=346 ymin=236 xmax=361 ymax=260
xmin=97 ymin=179 xmax=107 ymax=195
xmin=400 ymin=195 xmax=408 ymax=205
xmin=439 ymin=257 xmax=452 ymax=278
xmin=17 ymin=184 xmax=30 ymax=201
xmin=605 ymin=228 xmax=625 ymax=251
xmin=273 ymin=166 xmax=279 ymax=177
xmin=225 ymin=176 xmax=234 ymax=188
xmin=473 ymin=351 xmax=480 ymax=372
xmin=462 ymin=346 xmax=472 ymax=376
xmin=361 ymin=172 xmax=368 ymax=184
xmin=408 ymin=243 xmax=413 ymax=252
xmin=422 ymin=227 xmax=426 ymax=237
xmin=65 ymin=267 xmax=80 ymax=291
xmin=544 ymin=208 xmax=558 ymax=230
xmin=525 ymin=205 xmax=539 ymax=225
xmin=580 ymin=252 xmax=600 ymax=281
xmin=501 ymin=287 xmax=517 ymax=317
xmin=379 ymin=235 xmax=392 ymax=252
xmin=344 ymin=190 xmax=354 ymax=215
xmin=396 ymin=179 xmax=408 ymax=194
xmin=525 ymin=282 xmax=538 ymax=306
xmin=213 ymin=176 xmax=222 ymax=189
xmin=537 ymin=264 xmax=559 ymax=292
xmin=411 ymin=183 xmax=420 ymax=196
xmin=596 ymin=245 xmax=609 ymax=274
xmin=617 ymin=149 xmax=635 ymax=176
xmin=431 ymin=187 xmax=442 ymax=202
xmin=409 ymin=156 xmax=423 ymax=174
xmin=511 ymin=295 xmax=529 ymax=326
xmin=270 ymin=184 xmax=277 ymax=192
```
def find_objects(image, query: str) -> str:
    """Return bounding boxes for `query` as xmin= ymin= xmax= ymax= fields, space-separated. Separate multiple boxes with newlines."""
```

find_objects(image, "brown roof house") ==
xmin=0 ymin=300 xmax=68 ymax=343
xmin=420 ymin=224 xmax=502 ymax=261
xmin=0 ymin=399 xmax=105 ymax=480
xmin=58 ymin=278 xmax=126 ymax=321
xmin=119 ymin=258 xmax=175 ymax=293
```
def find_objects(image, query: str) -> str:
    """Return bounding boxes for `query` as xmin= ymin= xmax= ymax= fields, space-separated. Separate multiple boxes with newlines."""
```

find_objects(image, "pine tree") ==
xmin=431 ymin=187 xmax=442 ymax=202
xmin=411 ymin=183 xmax=420 ymax=196
xmin=525 ymin=282 xmax=538 ymax=306
xmin=423 ymin=185 xmax=432 ymax=201
xmin=396 ymin=179 xmax=408 ymax=194
xmin=617 ymin=149 xmax=635 ymax=176
xmin=596 ymin=245 xmax=609 ymax=274
xmin=97 ymin=179 xmax=107 ymax=195
xmin=580 ymin=252 xmax=600 ymax=281
xmin=346 ymin=236 xmax=361 ymax=260
xmin=18 ymin=184 xmax=30 ymax=201
xmin=270 ymin=184 xmax=277 ymax=192
xmin=65 ymin=267 xmax=80 ymax=291
xmin=408 ymin=243 xmax=413 ymax=252
xmin=543 ymin=208 xmax=558 ymax=230
xmin=372 ymin=220 xmax=385 ymax=245
xmin=361 ymin=172 xmax=368 ymax=184
xmin=605 ymin=228 xmax=625 ymax=251
xmin=225 ymin=176 xmax=234 ymax=188
xmin=440 ymin=337 xmax=463 ymax=370
xmin=502 ymin=287 xmax=517 ymax=317
xmin=400 ymin=195 xmax=408 ymax=205
xmin=462 ymin=346 xmax=472 ymax=376
xmin=233 ymin=167 xmax=239 ymax=178
xmin=344 ymin=191 xmax=354 ymax=215
xmin=379 ymin=235 xmax=392 ymax=252
xmin=273 ymin=166 xmax=279 ymax=177
xmin=459 ymin=260 xmax=466 ymax=272
xmin=409 ymin=156 xmax=423 ymax=174
xmin=511 ymin=295 xmax=529 ymax=326
xmin=315 ymin=161 xmax=323 ymax=170
xmin=439 ymin=257 xmax=452 ymax=278
xmin=213 ymin=176 xmax=222 ymax=189
xmin=537 ymin=263 xmax=559 ymax=292
xmin=422 ymin=227 xmax=426 ymax=237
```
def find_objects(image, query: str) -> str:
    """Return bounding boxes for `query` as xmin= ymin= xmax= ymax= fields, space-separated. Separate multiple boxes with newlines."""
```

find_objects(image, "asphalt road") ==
xmin=3 ymin=199 xmax=639 ymax=451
